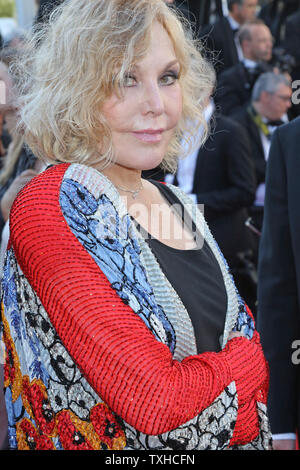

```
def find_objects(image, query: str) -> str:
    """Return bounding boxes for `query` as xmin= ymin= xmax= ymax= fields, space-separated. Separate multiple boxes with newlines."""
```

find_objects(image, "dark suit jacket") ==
xmin=282 ymin=11 xmax=300 ymax=118
xmin=257 ymin=117 xmax=300 ymax=435
xmin=283 ymin=11 xmax=300 ymax=68
xmin=216 ymin=63 xmax=256 ymax=116
xmin=231 ymin=108 xmax=266 ymax=186
xmin=199 ymin=17 xmax=240 ymax=76
xmin=187 ymin=115 xmax=256 ymax=261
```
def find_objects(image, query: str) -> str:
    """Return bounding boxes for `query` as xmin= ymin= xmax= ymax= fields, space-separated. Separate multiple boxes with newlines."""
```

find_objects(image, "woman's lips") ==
xmin=131 ymin=129 xmax=164 ymax=143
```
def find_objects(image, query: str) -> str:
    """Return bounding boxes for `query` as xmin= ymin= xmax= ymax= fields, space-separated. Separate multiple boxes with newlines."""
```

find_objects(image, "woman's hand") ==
xmin=228 ymin=331 xmax=245 ymax=340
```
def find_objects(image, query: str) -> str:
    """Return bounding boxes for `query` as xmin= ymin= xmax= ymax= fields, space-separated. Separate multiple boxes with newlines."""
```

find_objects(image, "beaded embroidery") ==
xmin=0 ymin=163 xmax=271 ymax=450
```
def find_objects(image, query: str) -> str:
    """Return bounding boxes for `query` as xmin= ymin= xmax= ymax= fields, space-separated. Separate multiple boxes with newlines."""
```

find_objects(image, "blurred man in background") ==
xmin=200 ymin=0 xmax=258 ymax=76
xmin=216 ymin=19 xmax=273 ymax=115
xmin=232 ymin=72 xmax=292 ymax=263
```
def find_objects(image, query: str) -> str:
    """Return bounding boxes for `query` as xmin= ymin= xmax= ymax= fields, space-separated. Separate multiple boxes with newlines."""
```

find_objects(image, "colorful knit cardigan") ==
xmin=1 ymin=163 xmax=272 ymax=450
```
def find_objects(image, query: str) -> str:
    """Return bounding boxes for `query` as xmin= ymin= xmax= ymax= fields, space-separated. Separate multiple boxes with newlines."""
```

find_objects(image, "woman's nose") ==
xmin=141 ymin=82 xmax=164 ymax=116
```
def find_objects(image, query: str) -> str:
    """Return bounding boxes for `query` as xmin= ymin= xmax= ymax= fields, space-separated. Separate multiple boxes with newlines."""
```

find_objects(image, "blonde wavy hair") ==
xmin=14 ymin=0 xmax=215 ymax=173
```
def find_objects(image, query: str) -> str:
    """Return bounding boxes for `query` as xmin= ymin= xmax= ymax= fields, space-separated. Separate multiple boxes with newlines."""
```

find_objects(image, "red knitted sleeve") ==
xmin=9 ymin=165 xmax=267 ymax=437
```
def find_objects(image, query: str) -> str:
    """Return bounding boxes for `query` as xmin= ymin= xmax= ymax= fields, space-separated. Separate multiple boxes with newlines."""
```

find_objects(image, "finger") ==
xmin=228 ymin=331 xmax=245 ymax=340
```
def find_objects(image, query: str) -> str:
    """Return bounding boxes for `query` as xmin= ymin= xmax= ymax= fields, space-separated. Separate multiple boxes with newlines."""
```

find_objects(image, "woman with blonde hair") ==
xmin=1 ymin=0 xmax=271 ymax=451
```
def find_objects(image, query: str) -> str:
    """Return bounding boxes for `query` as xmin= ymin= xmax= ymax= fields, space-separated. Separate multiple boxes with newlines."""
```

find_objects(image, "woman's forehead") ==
xmin=131 ymin=22 xmax=178 ymax=67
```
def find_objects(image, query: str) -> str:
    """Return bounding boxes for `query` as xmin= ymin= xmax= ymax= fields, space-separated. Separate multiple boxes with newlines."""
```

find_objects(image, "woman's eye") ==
xmin=160 ymin=72 xmax=179 ymax=86
xmin=123 ymin=75 xmax=136 ymax=87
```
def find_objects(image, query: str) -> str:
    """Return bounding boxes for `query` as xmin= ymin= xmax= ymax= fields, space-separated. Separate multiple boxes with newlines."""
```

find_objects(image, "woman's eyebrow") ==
xmin=133 ymin=59 xmax=180 ymax=72
xmin=161 ymin=59 xmax=180 ymax=70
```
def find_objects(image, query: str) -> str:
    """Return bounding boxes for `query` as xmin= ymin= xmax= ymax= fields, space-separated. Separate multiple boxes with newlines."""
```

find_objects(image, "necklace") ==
xmin=115 ymin=183 xmax=143 ymax=199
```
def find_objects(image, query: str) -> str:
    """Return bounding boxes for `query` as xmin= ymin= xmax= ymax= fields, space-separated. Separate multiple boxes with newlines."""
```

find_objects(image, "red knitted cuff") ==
xmin=230 ymin=398 xmax=259 ymax=446
xmin=220 ymin=336 xmax=268 ymax=405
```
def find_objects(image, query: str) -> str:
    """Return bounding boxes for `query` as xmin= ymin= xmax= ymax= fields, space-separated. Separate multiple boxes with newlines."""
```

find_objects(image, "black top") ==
xmin=135 ymin=181 xmax=227 ymax=354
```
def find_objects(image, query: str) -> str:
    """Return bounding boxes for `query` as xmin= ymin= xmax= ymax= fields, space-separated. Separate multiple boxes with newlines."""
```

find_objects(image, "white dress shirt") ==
xmin=227 ymin=14 xmax=244 ymax=61
xmin=243 ymin=58 xmax=258 ymax=69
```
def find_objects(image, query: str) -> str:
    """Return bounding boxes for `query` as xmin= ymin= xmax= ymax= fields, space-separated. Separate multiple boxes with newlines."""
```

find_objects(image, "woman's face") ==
xmin=101 ymin=22 xmax=183 ymax=172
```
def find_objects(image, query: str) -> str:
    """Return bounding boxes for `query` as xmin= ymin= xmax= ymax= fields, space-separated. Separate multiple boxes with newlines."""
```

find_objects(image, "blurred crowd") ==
xmin=199 ymin=0 xmax=299 ymax=314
